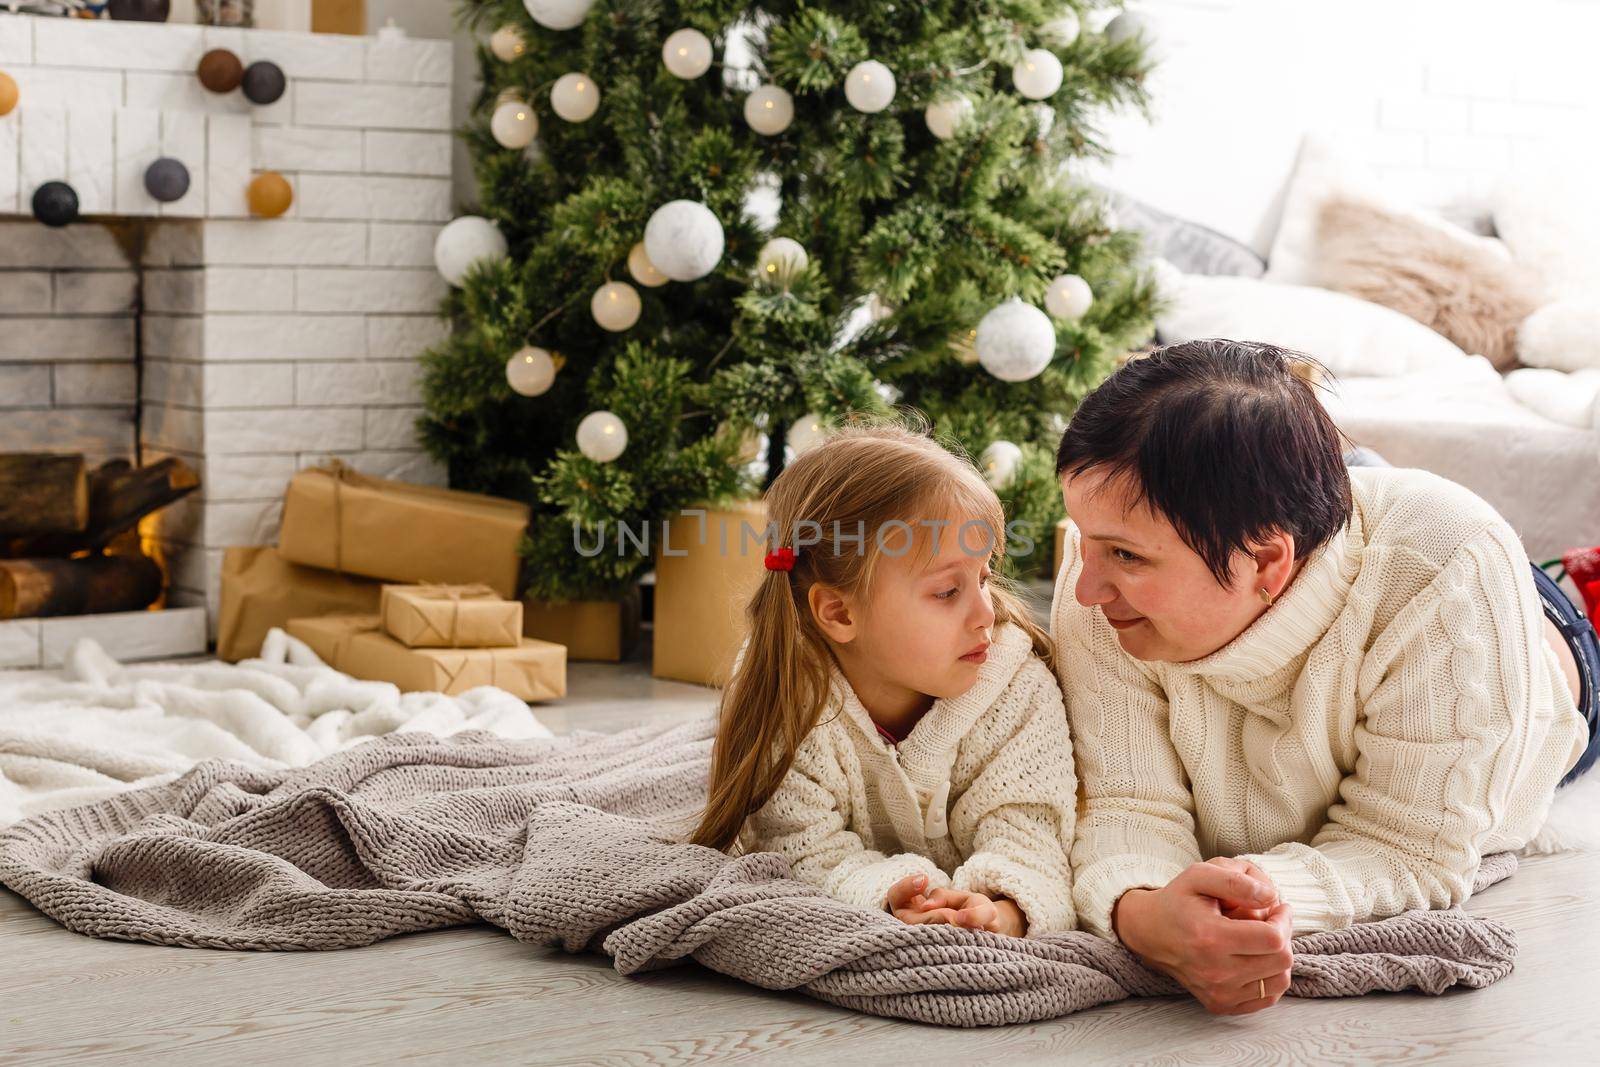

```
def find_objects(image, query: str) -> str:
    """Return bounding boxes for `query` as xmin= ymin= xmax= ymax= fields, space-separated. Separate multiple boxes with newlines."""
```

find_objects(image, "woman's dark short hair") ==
xmin=1056 ymin=339 xmax=1353 ymax=585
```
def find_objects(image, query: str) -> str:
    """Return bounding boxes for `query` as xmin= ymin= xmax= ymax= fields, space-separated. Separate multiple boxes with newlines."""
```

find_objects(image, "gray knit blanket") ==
xmin=0 ymin=718 xmax=1518 ymax=1028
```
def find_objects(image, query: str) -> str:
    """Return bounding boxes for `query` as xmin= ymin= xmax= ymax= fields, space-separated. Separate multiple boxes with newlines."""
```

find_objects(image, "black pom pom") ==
xmin=32 ymin=181 xmax=79 ymax=228
xmin=143 ymin=157 xmax=191 ymax=203
xmin=242 ymin=61 xmax=287 ymax=106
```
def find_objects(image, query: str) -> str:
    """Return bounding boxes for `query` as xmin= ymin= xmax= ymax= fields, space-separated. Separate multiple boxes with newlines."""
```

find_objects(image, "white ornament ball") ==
xmin=787 ymin=412 xmax=828 ymax=455
xmin=757 ymin=237 xmax=808 ymax=280
xmin=591 ymin=281 xmax=642 ymax=331
xmin=434 ymin=216 xmax=508 ymax=287
xmin=643 ymin=200 xmax=725 ymax=282
xmin=523 ymin=0 xmax=592 ymax=31
xmin=744 ymin=84 xmax=794 ymax=135
xmin=976 ymin=299 xmax=1057 ymax=382
xmin=551 ymin=72 xmax=600 ymax=122
xmin=844 ymin=60 xmax=896 ymax=113
xmin=627 ymin=242 xmax=668 ymax=288
xmin=980 ymin=440 xmax=1023 ymax=489
xmin=489 ymin=24 xmax=527 ymax=61
xmin=491 ymin=100 xmax=539 ymax=149
xmin=662 ymin=28 xmax=713 ymax=79
xmin=506 ymin=346 xmax=557 ymax=397
xmin=1045 ymin=273 xmax=1094 ymax=320
xmin=1105 ymin=11 xmax=1149 ymax=47
xmin=1013 ymin=48 xmax=1064 ymax=100
xmin=924 ymin=95 xmax=973 ymax=140
xmin=576 ymin=410 xmax=628 ymax=463
xmin=1039 ymin=11 xmax=1081 ymax=48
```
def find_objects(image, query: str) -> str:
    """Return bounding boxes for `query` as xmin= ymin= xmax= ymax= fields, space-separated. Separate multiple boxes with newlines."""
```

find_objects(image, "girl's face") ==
xmin=1063 ymin=470 xmax=1294 ymax=663
xmin=812 ymin=513 xmax=998 ymax=721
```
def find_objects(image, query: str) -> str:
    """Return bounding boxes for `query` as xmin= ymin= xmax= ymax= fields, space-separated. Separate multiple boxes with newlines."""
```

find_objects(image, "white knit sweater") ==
xmin=744 ymin=622 xmax=1079 ymax=935
xmin=1054 ymin=465 xmax=1587 ymax=940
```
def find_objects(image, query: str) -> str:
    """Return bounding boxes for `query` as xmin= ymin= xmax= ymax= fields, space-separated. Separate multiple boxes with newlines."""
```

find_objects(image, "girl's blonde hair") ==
xmin=690 ymin=423 xmax=1052 ymax=852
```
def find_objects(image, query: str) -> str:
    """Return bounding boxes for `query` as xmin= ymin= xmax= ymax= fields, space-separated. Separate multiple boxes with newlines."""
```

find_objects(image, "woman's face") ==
xmin=1063 ymin=470 xmax=1291 ymax=663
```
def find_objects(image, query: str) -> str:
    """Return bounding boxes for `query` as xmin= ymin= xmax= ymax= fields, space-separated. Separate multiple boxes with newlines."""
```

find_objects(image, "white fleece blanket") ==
xmin=0 ymin=627 xmax=552 ymax=828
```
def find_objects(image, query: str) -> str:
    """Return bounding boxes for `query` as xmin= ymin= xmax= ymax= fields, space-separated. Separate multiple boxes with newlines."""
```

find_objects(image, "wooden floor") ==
xmin=4 ymin=654 xmax=1600 ymax=1065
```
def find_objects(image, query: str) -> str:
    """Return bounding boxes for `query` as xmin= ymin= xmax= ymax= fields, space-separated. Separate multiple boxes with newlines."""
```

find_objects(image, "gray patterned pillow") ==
xmin=1105 ymin=191 xmax=1267 ymax=278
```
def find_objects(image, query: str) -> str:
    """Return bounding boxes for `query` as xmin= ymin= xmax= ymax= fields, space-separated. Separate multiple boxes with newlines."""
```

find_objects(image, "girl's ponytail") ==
xmin=691 ymin=560 xmax=830 ymax=851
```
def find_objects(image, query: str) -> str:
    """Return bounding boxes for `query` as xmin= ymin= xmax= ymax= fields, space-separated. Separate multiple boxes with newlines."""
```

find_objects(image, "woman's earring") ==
xmin=1258 ymin=587 xmax=1274 ymax=605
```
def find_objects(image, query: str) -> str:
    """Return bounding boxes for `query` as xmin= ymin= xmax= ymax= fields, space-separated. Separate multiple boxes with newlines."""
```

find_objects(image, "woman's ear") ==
xmin=1249 ymin=529 xmax=1298 ymax=599
xmin=808 ymin=583 xmax=857 ymax=644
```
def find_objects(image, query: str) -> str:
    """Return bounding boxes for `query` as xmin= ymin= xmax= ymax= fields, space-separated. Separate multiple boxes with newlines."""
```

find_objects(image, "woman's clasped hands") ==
xmin=1114 ymin=857 xmax=1296 ymax=1015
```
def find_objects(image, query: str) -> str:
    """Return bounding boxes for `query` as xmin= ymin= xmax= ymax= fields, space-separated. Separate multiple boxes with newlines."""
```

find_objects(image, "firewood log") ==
xmin=0 ymin=454 xmax=88 ymax=536
xmin=0 ymin=555 xmax=164 ymax=619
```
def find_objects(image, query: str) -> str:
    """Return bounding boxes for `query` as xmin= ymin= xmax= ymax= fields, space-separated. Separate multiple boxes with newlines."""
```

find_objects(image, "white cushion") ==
xmin=1154 ymin=266 xmax=1469 ymax=379
xmin=1266 ymin=134 xmax=1508 ymax=286
xmin=1517 ymin=298 xmax=1600 ymax=373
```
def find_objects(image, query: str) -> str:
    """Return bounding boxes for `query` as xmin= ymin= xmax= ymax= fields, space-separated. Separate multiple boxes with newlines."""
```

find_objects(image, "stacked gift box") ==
xmin=215 ymin=462 xmax=601 ymax=698
xmin=287 ymin=585 xmax=564 ymax=702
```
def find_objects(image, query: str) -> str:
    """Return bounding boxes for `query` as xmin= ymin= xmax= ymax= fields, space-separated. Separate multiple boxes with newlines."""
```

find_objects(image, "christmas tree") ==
xmin=422 ymin=0 xmax=1156 ymax=602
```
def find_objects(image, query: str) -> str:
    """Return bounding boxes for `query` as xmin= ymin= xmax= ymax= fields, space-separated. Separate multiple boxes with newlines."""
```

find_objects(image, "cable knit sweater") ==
xmin=1054 ymin=465 xmax=1587 ymax=941
xmin=744 ymin=622 xmax=1078 ymax=935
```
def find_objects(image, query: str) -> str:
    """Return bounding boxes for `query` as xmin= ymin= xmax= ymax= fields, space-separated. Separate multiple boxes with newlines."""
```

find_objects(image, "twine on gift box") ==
xmin=307 ymin=459 xmax=372 ymax=575
xmin=405 ymin=583 xmax=505 ymax=646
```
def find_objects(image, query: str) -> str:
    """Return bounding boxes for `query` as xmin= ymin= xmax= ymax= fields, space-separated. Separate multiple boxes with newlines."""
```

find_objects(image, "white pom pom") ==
xmin=1044 ymin=274 xmax=1094 ymax=320
xmin=551 ymin=72 xmax=599 ymax=122
xmin=662 ymin=28 xmax=713 ymax=79
xmin=976 ymin=299 xmax=1056 ymax=382
xmin=506 ymin=346 xmax=556 ymax=396
xmin=576 ymin=410 xmax=628 ymax=462
xmin=844 ymin=60 xmax=896 ymax=113
xmin=491 ymin=100 xmax=538 ymax=148
xmin=1012 ymin=48 xmax=1064 ymax=100
xmin=591 ymin=281 xmax=642 ymax=331
xmin=980 ymin=440 xmax=1023 ymax=489
xmin=434 ymin=216 xmax=508 ymax=287
xmin=1039 ymin=11 xmax=1081 ymax=48
xmin=489 ymin=25 xmax=527 ymax=61
xmin=627 ymin=242 xmax=668 ymax=288
xmin=1105 ymin=11 xmax=1150 ymax=47
xmin=757 ymin=237 xmax=808 ymax=281
xmin=924 ymin=95 xmax=972 ymax=140
xmin=643 ymin=200 xmax=725 ymax=282
xmin=787 ymin=412 xmax=829 ymax=454
xmin=745 ymin=84 xmax=794 ymax=135
xmin=523 ymin=0 xmax=592 ymax=31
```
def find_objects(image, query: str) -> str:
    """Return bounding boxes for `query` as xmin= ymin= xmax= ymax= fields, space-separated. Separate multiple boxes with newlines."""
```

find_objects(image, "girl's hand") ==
xmin=911 ymin=886 xmax=1028 ymax=937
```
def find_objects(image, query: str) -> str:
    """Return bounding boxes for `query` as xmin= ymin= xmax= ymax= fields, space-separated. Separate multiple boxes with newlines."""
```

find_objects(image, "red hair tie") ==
xmin=764 ymin=546 xmax=796 ymax=572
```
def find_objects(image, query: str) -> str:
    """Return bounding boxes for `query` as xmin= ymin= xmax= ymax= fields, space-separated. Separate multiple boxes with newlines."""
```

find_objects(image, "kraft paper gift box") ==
xmin=277 ymin=462 xmax=530 ymax=599
xmin=522 ymin=586 xmax=641 ymax=663
xmin=652 ymin=502 xmax=767 ymax=687
xmin=216 ymin=545 xmax=383 ymax=663
xmin=287 ymin=614 xmax=566 ymax=701
xmin=380 ymin=584 xmax=523 ymax=649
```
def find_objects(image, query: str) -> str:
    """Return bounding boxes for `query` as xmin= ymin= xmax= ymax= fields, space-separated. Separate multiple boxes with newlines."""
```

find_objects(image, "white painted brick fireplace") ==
xmin=0 ymin=14 xmax=454 ymax=639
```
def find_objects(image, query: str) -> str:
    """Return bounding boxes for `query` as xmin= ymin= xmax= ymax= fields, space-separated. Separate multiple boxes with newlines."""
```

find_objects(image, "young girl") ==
xmin=691 ymin=426 xmax=1077 ymax=937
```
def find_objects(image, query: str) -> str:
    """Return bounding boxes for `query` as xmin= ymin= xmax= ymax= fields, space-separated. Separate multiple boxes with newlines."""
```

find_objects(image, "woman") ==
xmin=1052 ymin=339 xmax=1594 ymax=1017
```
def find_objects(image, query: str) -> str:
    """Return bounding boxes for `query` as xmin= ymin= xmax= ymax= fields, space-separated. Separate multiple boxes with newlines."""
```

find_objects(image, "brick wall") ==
xmin=0 ymin=14 xmax=454 ymax=631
